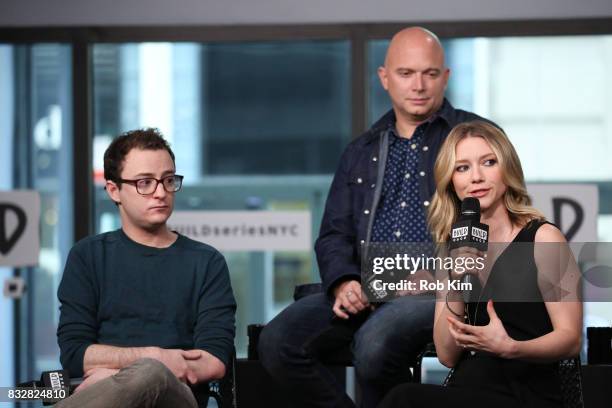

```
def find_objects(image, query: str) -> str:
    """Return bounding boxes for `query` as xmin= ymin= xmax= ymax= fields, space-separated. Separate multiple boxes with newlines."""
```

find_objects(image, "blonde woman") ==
xmin=379 ymin=121 xmax=582 ymax=408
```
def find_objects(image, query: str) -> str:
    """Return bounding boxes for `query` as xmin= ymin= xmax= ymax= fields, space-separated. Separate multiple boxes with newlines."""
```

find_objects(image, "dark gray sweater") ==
xmin=57 ymin=229 xmax=236 ymax=377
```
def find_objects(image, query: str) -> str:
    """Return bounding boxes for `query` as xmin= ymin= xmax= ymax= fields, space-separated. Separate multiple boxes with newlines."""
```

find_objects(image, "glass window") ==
xmin=92 ymin=40 xmax=350 ymax=355
xmin=30 ymin=43 xmax=74 ymax=377
xmin=368 ymin=35 xmax=612 ymax=237
xmin=0 ymin=43 xmax=15 ymax=405
xmin=3 ymin=44 xmax=73 ymax=388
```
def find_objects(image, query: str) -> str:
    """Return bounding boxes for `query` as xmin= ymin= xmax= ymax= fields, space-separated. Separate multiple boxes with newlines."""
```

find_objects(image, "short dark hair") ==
xmin=104 ymin=128 xmax=175 ymax=184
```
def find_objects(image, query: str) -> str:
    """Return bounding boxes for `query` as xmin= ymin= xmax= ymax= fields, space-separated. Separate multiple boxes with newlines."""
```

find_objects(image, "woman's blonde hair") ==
xmin=428 ymin=121 xmax=544 ymax=243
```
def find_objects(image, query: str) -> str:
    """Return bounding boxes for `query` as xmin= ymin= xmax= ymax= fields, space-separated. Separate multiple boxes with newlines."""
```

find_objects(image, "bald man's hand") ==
xmin=332 ymin=280 xmax=369 ymax=319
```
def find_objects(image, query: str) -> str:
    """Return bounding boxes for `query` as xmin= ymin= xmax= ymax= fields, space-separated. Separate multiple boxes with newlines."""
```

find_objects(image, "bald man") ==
xmin=259 ymin=27 xmax=496 ymax=408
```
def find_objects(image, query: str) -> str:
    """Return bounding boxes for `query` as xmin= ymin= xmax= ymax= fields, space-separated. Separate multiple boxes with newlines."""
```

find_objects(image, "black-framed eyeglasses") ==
xmin=117 ymin=175 xmax=184 ymax=195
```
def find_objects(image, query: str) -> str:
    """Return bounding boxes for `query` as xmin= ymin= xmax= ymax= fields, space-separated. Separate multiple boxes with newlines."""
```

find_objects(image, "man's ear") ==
xmin=105 ymin=180 xmax=121 ymax=205
xmin=377 ymin=66 xmax=389 ymax=91
xmin=443 ymin=67 xmax=451 ymax=90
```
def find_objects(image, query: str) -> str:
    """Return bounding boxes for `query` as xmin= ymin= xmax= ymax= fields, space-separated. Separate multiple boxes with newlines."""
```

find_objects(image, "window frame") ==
xmin=2 ymin=18 xmax=612 ymax=239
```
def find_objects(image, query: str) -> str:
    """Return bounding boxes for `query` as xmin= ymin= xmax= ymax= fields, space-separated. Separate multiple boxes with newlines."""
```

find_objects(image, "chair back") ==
xmin=193 ymin=349 xmax=237 ymax=408
xmin=558 ymin=357 xmax=584 ymax=408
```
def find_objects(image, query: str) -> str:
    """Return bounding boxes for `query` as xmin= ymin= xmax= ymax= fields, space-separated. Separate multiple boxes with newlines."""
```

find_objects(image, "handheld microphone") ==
xmin=18 ymin=369 xmax=83 ymax=405
xmin=449 ymin=198 xmax=489 ymax=300
xmin=449 ymin=197 xmax=489 ymax=252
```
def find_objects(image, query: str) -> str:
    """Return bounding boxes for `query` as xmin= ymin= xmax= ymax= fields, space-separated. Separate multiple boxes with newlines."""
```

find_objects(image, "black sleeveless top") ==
xmin=449 ymin=220 xmax=562 ymax=408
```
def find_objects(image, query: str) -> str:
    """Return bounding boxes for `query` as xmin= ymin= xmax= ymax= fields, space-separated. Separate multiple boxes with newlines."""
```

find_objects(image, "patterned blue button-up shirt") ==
xmin=371 ymin=125 xmax=432 ymax=243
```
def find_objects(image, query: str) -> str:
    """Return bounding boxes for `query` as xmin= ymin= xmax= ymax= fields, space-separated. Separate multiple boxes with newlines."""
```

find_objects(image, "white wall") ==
xmin=1 ymin=0 xmax=612 ymax=27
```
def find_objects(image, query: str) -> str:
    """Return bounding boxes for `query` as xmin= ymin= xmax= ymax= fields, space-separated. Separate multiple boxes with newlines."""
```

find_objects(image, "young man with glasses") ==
xmin=56 ymin=128 xmax=236 ymax=408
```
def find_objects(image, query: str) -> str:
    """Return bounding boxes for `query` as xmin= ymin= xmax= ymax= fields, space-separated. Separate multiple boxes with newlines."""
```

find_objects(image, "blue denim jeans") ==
xmin=258 ymin=293 xmax=435 ymax=408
